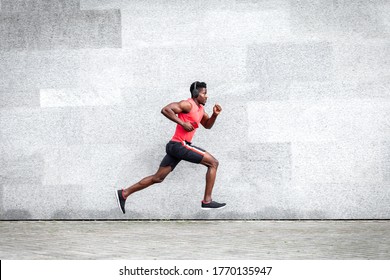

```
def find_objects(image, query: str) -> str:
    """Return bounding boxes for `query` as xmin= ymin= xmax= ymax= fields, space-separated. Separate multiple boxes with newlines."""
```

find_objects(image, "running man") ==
xmin=116 ymin=81 xmax=226 ymax=214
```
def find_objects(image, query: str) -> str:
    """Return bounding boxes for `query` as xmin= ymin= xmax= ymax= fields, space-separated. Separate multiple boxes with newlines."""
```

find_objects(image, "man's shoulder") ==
xmin=178 ymin=99 xmax=192 ymax=113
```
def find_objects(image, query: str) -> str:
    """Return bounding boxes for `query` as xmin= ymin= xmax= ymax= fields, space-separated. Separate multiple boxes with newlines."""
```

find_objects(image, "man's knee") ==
xmin=152 ymin=174 xmax=166 ymax=184
xmin=152 ymin=167 xmax=171 ymax=183
xmin=202 ymin=154 xmax=219 ymax=169
xmin=212 ymin=158 xmax=219 ymax=169
xmin=152 ymin=176 xmax=165 ymax=184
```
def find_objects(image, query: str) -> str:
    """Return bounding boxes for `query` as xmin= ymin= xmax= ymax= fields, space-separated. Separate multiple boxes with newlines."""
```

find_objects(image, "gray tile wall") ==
xmin=1 ymin=0 xmax=389 ymax=219
xmin=0 ymin=0 xmax=120 ymax=51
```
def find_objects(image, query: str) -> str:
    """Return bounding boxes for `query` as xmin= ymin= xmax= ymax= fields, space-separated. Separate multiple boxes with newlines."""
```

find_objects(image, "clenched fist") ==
xmin=213 ymin=103 xmax=222 ymax=115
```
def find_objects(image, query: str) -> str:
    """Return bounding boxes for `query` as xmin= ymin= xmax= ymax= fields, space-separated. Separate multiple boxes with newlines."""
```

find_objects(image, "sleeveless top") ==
xmin=171 ymin=98 xmax=204 ymax=143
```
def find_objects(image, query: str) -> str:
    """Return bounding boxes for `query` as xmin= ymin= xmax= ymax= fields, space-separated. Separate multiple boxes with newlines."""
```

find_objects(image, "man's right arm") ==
xmin=161 ymin=101 xmax=194 ymax=131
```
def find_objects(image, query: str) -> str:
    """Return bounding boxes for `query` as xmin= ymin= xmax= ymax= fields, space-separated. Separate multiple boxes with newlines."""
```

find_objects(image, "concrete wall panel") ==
xmin=292 ymin=141 xmax=385 ymax=184
xmin=0 ymin=49 xmax=133 ymax=90
xmin=1 ymin=0 xmax=390 ymax=219
xmin=0 ymin=3 xmax=120 ymax=51
xmin=248 ymin=99 xmax=390 ymax=143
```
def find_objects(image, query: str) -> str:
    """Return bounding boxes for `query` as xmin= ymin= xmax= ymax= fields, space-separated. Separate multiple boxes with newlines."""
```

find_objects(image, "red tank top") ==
xmin=172 ymin=98 xmax=204 ymax=143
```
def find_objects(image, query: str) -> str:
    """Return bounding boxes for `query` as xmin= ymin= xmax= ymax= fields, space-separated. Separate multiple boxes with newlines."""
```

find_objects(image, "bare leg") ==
xmin=200 ymin=152 xmax=219 ymax=202
xmin=122 ymin=165 xmax=172 ymax=199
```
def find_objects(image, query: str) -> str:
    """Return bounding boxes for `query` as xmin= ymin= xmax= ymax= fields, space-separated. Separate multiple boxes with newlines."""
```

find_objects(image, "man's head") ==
xmin=190 ymin=81 xmax=207 ymax=105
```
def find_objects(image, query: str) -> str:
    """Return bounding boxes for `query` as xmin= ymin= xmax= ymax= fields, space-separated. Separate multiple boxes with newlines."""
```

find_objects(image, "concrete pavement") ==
xmin=0 ymin=220 xmax=389 ymax=259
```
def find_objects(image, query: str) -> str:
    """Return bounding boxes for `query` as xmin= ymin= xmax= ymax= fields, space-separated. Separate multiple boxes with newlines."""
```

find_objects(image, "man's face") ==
xmin=197 ymin=88 xmax=208 ymax=105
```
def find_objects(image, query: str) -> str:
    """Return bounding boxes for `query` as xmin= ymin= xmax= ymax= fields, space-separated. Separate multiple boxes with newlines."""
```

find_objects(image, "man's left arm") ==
xmin=201 ymin=104 xmax=222 ymax=129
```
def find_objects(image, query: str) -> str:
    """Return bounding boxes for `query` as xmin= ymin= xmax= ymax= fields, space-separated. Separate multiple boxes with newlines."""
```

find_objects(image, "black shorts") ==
xmin=160 ymin=141 xmax=206 ymax=170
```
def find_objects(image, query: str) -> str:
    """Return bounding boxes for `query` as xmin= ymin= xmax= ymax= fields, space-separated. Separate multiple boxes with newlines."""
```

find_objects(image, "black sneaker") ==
xmin=201 ymin=200 xmax=226 ymax=210
xmin=115 ymin=189 xmax=126 ymax=214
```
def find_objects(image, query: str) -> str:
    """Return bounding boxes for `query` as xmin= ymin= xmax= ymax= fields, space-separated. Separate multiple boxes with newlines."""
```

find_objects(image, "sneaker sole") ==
xmin=201 ymin=205 xmax=226 ymax=210
xmin=115 ymin=190 xmax=125 ymax=214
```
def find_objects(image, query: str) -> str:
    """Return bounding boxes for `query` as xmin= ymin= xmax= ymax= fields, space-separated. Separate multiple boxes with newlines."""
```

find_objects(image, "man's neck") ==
xmin=192 ymin=97 xmax=201 ymax=107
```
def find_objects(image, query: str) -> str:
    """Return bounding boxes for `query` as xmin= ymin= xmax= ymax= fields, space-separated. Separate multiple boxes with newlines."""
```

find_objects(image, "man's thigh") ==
xmin=168 ymin=141 xmax=206 ymax=164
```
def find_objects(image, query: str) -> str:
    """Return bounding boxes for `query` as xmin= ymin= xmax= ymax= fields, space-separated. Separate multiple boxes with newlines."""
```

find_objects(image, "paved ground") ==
xmin=0 ymin=220 xmax=389 ymax=259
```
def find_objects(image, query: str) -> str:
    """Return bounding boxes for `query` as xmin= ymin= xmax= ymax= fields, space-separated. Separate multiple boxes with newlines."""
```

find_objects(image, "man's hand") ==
xmin=201 ymin=103 xmax=222 ymax=129
xmin=181 ymin=122 xmax=195 ymax=132
xmin=213 ymin=103 xmax=222 ymax=115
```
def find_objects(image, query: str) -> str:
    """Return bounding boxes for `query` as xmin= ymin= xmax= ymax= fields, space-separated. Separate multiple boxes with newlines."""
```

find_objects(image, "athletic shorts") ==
xmin=160 ymin=141 xmax=206 ymax=171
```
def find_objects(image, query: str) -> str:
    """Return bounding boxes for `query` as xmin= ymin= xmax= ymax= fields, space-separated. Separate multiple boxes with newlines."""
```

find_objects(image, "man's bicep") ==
xmin=177 ymin=100 xmax=192 ymax=113
xmin=164 ymin=102 xmax=182 ymax=114
xmin=162 ymin=100 xmax=191 ymax=115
